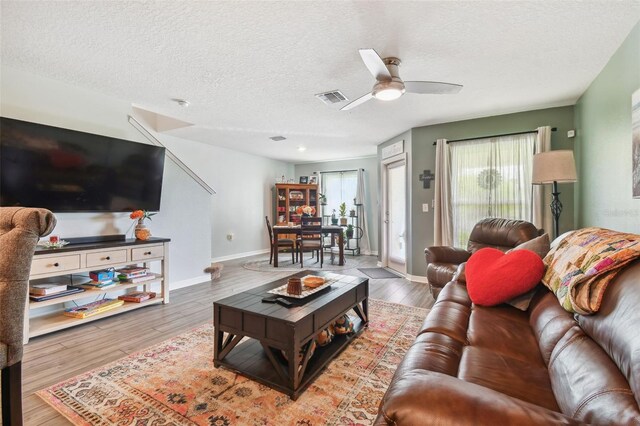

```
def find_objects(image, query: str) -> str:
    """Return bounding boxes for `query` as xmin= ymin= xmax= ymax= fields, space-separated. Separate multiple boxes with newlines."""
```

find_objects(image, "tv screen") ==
xmin=0 ymin=117 xmax=166 ymax=212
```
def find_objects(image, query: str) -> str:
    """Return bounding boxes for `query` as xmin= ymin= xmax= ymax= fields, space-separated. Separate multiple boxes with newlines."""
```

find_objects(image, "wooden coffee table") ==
xmin=213 ymin=271 xmax=369 ymax=399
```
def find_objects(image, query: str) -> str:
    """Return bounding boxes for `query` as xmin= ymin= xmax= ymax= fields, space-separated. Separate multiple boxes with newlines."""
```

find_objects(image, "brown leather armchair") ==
xmin=425 ymin=218 xmax=539 ymax=298
xmin=1 ymin=207 xmax=56 ymax=425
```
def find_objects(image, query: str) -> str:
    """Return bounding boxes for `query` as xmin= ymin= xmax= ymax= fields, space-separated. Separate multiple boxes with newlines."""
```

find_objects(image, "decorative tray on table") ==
xmin=268 ymin=275 xmax=335 ymax=299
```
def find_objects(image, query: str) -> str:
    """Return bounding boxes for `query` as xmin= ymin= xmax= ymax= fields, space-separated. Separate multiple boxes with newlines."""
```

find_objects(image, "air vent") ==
xmin=270 ymin=136 xmax=286 ymax=141
xmin=315 ymin=90 xmax=348 ymax=105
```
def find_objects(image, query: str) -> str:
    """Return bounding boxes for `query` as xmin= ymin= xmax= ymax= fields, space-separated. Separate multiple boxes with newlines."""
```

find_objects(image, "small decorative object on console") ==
xmin=287 ymin=277 xmax=302 ymax=295
xmin=37 ymin=239 xmax=69 ymax=249
xmin=333 ymin=314 xmax=354 ymax=335
xmin=130 ymin=209 xmax=156 ymax=240
xmin=302 ymin=275 xmax=325 ymax=288
xmin=316 ymin=326 xmax=334 ymax=346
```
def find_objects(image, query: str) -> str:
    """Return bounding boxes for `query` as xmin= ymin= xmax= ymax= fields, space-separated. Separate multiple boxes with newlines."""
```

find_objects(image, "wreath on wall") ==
xmin=477 ymin=168 xmax=502 ymax=190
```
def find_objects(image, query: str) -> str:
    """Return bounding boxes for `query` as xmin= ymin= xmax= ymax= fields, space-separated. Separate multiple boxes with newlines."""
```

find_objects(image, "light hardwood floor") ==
xmin=20 ymin=254 xmax=435 ymax=425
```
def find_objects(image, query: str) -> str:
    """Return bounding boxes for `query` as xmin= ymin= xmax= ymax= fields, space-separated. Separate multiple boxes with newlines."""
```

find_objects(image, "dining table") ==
xmin=272 ymin=224 xmax=344 ymax=267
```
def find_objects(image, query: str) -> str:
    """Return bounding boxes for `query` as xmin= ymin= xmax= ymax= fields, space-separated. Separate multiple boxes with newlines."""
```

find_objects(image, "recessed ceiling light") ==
xmin=172 ymin=98 xmax=190 ymax=107
xmin=270 ymin=136 xmax=286 ymax=141
xmin=297 ymin=146 xmax=306 ymax=152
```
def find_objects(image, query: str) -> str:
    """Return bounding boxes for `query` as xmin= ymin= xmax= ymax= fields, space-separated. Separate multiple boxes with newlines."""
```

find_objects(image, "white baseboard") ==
xmin=405 ymin=273 xmax=428 ymax=284
xmin=170 ymin=274 xmax=212 ymax=291
xmin=211 ymin=249 xmax=270 ymax=263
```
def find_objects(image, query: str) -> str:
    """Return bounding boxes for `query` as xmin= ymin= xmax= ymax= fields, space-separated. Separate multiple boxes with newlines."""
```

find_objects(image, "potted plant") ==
xmin=345 ymin=224 xmax=354 ymax=239
xmin=331 ymin=209 xmax=338 ymax=225
xmin=349 ymin=207 xmax=356 ymax=217
xmin=339 ymin=202 xmax=348 ymax=226
xmin=319 ymin=193 xmax=327 ymax=205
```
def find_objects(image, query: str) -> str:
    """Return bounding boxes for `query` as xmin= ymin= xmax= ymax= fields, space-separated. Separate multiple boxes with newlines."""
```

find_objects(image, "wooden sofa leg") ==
xmin=2 ymin=361 xmax=23 ymax=426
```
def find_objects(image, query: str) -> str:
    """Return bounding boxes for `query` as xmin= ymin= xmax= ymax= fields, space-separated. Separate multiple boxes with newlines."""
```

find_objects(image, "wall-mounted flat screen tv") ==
xmin=0 ymin=117 xmax=166 ymax=212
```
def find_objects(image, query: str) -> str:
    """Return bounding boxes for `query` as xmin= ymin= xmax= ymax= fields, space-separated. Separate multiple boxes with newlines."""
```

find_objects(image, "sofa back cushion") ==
xmin=467 ymin=218 xmax=539 ymax=253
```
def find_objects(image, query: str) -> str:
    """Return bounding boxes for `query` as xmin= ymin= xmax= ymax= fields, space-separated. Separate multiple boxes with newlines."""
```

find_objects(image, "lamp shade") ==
xmin=532 ymin=150 xmax=577 ymax=184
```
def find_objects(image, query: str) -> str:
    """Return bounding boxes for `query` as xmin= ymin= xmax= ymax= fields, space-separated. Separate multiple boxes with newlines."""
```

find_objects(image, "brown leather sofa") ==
xmin=375 ymin=255 xmax=640 ymax=424
xmin=425 ymin=218 xmax=540 ymax=298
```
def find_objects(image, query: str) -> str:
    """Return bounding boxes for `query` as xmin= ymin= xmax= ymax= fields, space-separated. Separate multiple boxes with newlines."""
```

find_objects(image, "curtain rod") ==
xmin=431 ymin=128 xmax=557 ymax=146
xmin=315 ymin=169 xmax=363 ymax=174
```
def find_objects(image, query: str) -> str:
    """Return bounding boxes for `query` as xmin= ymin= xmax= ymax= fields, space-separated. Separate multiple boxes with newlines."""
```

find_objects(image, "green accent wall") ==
xmin=575 ymin=21 xmax=640 ymax=233
xmin=388 ymin=106 xmax=575 ymax=277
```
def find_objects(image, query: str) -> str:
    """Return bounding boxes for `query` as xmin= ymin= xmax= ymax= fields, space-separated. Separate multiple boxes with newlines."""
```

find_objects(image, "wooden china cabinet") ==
xmin=274 ymin=183 xmax=319 ymax=229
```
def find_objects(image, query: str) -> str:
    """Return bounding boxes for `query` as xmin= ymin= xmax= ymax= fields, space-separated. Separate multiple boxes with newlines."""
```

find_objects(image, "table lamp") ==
xmin=532 ymin=150 xmax=577 ymax=238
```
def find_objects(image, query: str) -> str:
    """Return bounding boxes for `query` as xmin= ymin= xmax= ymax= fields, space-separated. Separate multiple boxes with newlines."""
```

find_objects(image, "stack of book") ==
xmin=118 ymin=291 xmax=156 ymax=303
xmin=79 ymin=269 xmax=118 ymax=290
xmin=117 ymin=266 xmax=158 ymax=284
xmin=64 ymin=298 xmax=124 ymax=319
xmin=29 ymin=283 xmax=85 ymax=302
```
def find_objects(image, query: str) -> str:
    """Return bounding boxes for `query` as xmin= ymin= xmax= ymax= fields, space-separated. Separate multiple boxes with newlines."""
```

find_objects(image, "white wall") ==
xmin=1 ymin=66 xmax=293 ymax=287
xmin=157 ymin=133 xmax=293 ymax=260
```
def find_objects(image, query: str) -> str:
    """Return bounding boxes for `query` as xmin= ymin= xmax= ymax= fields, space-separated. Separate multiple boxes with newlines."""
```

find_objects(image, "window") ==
xmin=320 ymin=171 xmax=357 ymax=217
xmin=450 ymin=133 xmax=536 ymax=247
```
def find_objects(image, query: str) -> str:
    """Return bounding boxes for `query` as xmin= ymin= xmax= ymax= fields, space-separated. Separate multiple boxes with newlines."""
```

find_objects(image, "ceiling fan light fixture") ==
xmin=372 ymin=80 xmax=405 ymax=101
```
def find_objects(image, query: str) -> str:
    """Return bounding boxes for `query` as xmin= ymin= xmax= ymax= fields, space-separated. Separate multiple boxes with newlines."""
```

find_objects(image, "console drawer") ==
xmin=30 ymin=254 xmax=81 ymax=276
xmin=131 ymin=244 xmax=164 ymax=261
xmin=86 ymin=249 xmax=128 ymax=268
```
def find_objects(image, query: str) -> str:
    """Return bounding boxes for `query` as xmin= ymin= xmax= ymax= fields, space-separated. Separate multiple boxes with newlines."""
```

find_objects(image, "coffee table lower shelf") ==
xmin=214 ymin=317 xmax=365 ymax=399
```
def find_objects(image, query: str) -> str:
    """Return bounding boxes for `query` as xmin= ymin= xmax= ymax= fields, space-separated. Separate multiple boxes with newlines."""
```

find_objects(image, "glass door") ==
xmin=385 ymin=160 xmax=406 ymax=274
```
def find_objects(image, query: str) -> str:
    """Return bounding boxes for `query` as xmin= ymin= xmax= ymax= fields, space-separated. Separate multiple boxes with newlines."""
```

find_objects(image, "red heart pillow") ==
xmin=466 ymin=247 xmax=545 ymax=306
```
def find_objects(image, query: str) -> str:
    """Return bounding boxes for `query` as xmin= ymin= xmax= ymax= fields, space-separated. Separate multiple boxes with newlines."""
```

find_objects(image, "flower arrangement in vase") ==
xmin=130 ymin=210 xmax=156 ymax=240
xmin=295 ymin=205 xmax=316 ymax=217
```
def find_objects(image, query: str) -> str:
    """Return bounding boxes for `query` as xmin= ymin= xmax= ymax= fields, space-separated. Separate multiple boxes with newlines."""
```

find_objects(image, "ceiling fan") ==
xmin=341 ymin=48 xmax=463 ymax=111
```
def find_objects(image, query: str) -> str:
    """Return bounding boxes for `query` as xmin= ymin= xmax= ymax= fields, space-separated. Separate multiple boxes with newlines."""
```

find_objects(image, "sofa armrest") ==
xmin=452 ymin=262 xmax=466 ymax=284
xmin=425 ymin=246 xmax=471 ymax=265
xmin=375 ymin=371 xmax=582 ymax=426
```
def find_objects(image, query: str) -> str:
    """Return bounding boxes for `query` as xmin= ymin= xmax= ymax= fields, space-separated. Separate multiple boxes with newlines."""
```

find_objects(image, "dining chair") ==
xmin=298 ymin=216 xmax=323 ymax=268
xmin=265 ymin=216 xmax=296 ymax=265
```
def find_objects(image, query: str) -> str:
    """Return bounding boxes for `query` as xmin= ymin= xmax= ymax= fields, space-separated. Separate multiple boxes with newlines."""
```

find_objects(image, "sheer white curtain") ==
xmin=355 ymin=169 xmax=371 ymax=254
xmin=532 ymin=126 xmax=552 ymax=233
xmin=434 ymin=139 xmax=453 ymax=246
xmin=320 ymin=171 xmax=357 ymax=214
xmin=450 ymin=133 xmax=536 ymax=248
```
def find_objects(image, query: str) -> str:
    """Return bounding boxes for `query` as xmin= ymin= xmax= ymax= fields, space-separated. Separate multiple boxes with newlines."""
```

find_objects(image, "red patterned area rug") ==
xmin=37 ymin=299 xmax=428 ymax=426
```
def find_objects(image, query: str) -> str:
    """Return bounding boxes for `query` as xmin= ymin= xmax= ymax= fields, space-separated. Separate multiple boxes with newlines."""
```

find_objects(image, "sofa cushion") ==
xmin=459 ymin=346 xmax=559 ymax=411
xmin=508 ymin=233 xmax=551 ymax=259
xmin=466 ymin=248 xmax=545 ymax=306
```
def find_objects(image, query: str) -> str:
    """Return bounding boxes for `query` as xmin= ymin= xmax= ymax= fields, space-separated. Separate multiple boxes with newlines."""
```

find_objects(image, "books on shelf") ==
xmin=116 ymin=266 xmax=149 ymax=279
xmin=30 ymin=286 xmax=85 ymax=302
xmin=29 ymin=283 xmax=68 ymax=296
xmin=122 ymin=273 xmax=159 ymax=284
xmin=78 ymin=280 xmax=117 ymax=290
xmin=118 ymin=291 xmax=156 ymax=303
xmin=64 ymin=298 xmax=124 ymax=319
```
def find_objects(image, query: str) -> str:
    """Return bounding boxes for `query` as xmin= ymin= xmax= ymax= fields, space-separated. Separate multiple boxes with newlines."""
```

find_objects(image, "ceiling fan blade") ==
xmin=340 ymin=92 xmax=374 ymax=111
xmin=359 ymin=48 xmax=391 ymax=81
xmin=404 ymin=81 xmax=463 ymax=94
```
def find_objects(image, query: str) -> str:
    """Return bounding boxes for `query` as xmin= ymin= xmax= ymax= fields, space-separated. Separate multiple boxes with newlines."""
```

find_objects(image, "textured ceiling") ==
xmin=2 ymin=1 xmax=639 ymax=163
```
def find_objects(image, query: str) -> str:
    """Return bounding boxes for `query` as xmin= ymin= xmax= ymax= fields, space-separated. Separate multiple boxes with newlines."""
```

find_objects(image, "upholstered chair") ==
xmin=425 ymin=218 xmax=539 ymax=298
xmin=1 ymin=207 xmax=56 ymax=425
